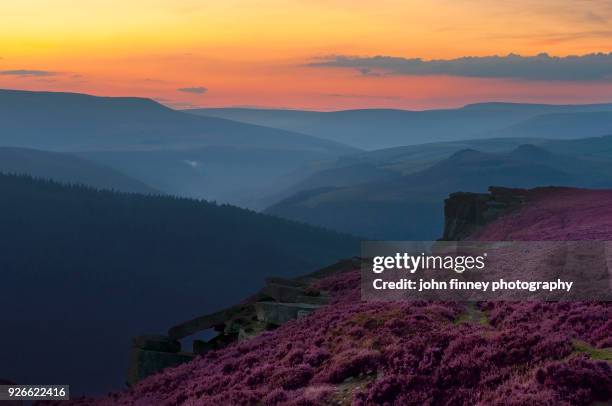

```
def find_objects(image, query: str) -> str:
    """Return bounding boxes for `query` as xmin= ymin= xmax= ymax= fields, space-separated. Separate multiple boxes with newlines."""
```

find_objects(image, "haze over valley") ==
xmin=2 ymin=87 xmax=612 ymax=395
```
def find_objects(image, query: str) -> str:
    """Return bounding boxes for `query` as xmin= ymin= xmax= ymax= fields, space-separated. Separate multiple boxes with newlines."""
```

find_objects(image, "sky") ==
xmin=1 ymin=0 xmax=612 ymax=110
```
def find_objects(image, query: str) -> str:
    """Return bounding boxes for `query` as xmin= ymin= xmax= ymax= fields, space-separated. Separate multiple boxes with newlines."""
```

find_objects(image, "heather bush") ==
xmin=481 ymin=356 xmax=612 ymax=406
xmin=289 ymin=385 xmax=335 ymax=406
xmin=320 ymin=349 xmax=381 ymax=383
xmin=272 ymin=365 xmax=314 ymax=390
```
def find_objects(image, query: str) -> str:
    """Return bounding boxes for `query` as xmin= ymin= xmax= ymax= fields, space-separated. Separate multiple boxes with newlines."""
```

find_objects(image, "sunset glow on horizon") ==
xmin=2 ymin=0 xmax=612 ymax=110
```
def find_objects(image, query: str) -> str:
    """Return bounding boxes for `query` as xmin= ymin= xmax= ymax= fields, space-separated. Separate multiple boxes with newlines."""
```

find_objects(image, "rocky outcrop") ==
xmin=132 ymin=335 xmax=180 ymax=353
xmin=128 ymin=258 xmax=361 ymax=384
xmin=127 ymin=335 xmax=194 ymax=387
xmin=167 ymin=304 xmax=253 ymax=341
xmin=127 ymin=352 xmax=195 ymax=387
xmin=442 ymin=186 xmax=527 ymax=241
xmin=254 ymin=302 xmax=321 ymax=326
xmin=124 ymin=188 xmax=531 ymax=384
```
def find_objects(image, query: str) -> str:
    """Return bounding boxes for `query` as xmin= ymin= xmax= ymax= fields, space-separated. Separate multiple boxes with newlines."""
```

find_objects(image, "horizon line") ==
xmin=3 ymin=87 xmax=612 ymax=113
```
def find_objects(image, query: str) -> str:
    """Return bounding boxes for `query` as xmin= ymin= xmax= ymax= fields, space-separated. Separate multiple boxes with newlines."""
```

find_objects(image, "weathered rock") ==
xmin=127 ymin=349 xmax=195 ymax=386
xmin=255 ymin=301 xmax=321 ymax=326
xmin=132 ymin=335 xmax=180 ymax=353
xmin=168 ymin=304 xmax=251 ymax=340
xmin=263 ymin=282 xmax=307 ymax=302
xmin=129 ymin=257 xmax=360 ymax=386
xmin=292 ymin=294 xmax=329 ymax=305
xmin=192 ymin=339 xmax=214 ymax=355
xmin=442 ymin=186 xmax=527 ymax=241
xmin=238 ymin=324 xmax=266 ymax=341
xmin=223 ymin=312 xmax=259 ymax=335
xmin=193 ymin=333 xmax=239 ymax=355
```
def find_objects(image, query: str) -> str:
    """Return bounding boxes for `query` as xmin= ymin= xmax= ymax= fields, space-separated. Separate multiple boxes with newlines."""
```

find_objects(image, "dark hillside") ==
xmin=0 ymin=147 xmax=158 ymax=194
xmin=0 ymin=174 xmax=358 ymax=394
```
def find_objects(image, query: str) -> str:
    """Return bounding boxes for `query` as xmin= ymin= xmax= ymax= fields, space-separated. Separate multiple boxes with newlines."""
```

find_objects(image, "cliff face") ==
xmin=61 ymin=187 xmax=612 ymax=406
xmin=441 ymin=186 xmax=527 ymax=241
xmin=442 ymin=185 xmax=612 ymax=241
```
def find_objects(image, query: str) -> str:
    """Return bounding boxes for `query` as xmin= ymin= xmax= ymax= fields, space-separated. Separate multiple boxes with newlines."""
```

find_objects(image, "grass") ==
xmin=573 ymin=340 xmax=612 ymax=361
xmin=454 ymin=302 xmax=489 ymax=326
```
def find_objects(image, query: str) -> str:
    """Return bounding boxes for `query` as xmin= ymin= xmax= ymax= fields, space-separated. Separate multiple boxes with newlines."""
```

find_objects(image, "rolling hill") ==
xmin=187 ymin=102 xmax=612 ymax=150
xmin=0 ymin=147 xmax=158 ymax=194
xmin=77 ymin=146 xmax=337 ymax=209
xmin=0 ymin=89 xmax=358 ymax=207
xmin=0 ymin=174 xmax=359 ymax=395
xmin=0 ymin=89 xmax=355 ymax=153
xmin=491 ymin=111 xmax=612 ymax=139
xmin=264 ymin=137 xmax=541 ymax=205
xmin=265 ymin=142 xmax=612 ymax=239
xmin=266 ymin=134 xmax=612 ymax=206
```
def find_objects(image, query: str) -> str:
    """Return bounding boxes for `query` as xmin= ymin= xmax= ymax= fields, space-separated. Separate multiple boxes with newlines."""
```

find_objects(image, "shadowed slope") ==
xmin=0 ymin=147 xmax=158 ymax=194
xmin=0 ymin=174 xmax=358 ymax=395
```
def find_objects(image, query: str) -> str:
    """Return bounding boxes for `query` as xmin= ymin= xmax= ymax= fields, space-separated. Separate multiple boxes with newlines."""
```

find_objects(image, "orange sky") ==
xmin=1 ymin=0 xmax=612 ymax=110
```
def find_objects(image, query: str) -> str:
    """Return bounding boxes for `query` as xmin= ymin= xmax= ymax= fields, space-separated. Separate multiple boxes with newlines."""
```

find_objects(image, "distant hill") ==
xmin=0 ymin=174 xmax=359 ymax=394
xmin=77 ymin=146 xmax=338 ymax=209
xmin=265 ymin=141 xmax=612 ymax=239
xmin=186 ymin=102 xmax=612 ymax=150
xmin=267 ymin=135 xmax=612 ymax=204
xmin=0 ymin=147 xmax=157 ymax=194
xmin=461 ymin=101 xmax=612 ymax=113
xmin=0 ymin=89 xmax=357 ymax=207
xmin=0 ymin=89 xmax=354 ymax=153
xmin=267 ymin=137 xmax=541 ymax=204
xmin=491 ymin=111 xmax=612 ymax=139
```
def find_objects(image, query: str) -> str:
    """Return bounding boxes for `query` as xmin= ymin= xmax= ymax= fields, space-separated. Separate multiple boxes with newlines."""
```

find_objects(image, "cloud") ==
xmin=307 ymin=52 xmax=612 ymax=81
xmin=583 ymin=11 xmax=608 ymax=24
xmin=0 ymin=69 xmax=58 ymax=77
xmin=357 ymin=68 xmax=381 ymax=77
xmin=177 ymin=86 xmax=208 ymax=94
xmin=182 ymin=159 xmax=199 ymax=168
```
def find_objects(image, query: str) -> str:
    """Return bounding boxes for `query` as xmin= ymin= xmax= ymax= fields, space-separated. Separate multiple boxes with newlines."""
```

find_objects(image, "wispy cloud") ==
xmin=0 ymin=69 xmax=58 ymax=77
xmin=177 ymin=86 xmax=208 ymax=94
xmin=182 ymin=159 xmax=200 ymax=168
xmin=307 ymin=52 xmax=612 ymax=81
